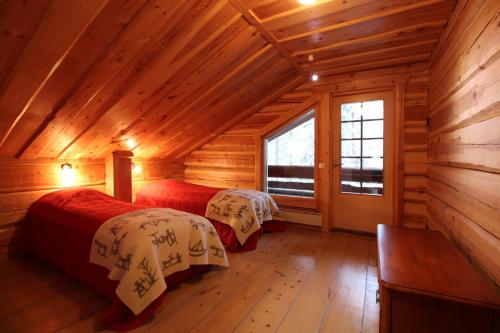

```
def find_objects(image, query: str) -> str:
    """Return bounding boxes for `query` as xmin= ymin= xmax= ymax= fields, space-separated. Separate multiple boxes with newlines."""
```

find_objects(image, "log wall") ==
xmin=0 ymin=157 xmax=184 ymax=259
xmin=185 ymin=63 xmax=430 ymax=229
xmin=403 ymin=69 xmax=430 ymax=228
xmin=184 ymin=91 xmax=313 ymax=189
xmin=426 ymin=0 xmax=500 ymax=285
xmin=0 ymin=158 xmax=105 ymax=259
xmin=132 ymin=158 xmax=185 ymax=201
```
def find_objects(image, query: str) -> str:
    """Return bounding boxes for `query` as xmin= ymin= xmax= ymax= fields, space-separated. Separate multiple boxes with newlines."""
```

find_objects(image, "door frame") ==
xmin=326 ymin=85 xmax=405 ymax=231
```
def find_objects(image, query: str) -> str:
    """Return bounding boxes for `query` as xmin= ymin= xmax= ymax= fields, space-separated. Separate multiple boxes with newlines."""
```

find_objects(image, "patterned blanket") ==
xmin=90 ymin=208 xmax=228 ymax=315
xmin=205 ymin=189 xmax=284 ymax=245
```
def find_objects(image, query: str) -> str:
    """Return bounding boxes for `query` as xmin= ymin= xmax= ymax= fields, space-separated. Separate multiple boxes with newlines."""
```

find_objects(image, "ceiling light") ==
xmin=311 ymin=73 xmax=319 ymax=81
xmin=298 ymin=0 xmax=317 ymax=5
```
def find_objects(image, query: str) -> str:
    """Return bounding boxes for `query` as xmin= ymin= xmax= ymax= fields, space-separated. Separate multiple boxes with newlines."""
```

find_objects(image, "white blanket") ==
xmin=205 ymin=189 xmax=284 ymax=245
xmin=90 ymin=208 xmax=228 ymax=315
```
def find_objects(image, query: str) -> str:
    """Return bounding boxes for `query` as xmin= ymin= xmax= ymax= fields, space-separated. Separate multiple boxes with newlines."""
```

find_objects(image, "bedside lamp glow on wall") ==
xmin=132 ymin=162 xmax=142 ymax=174
xmin=60 ymin=163 xmax=76 ymax=187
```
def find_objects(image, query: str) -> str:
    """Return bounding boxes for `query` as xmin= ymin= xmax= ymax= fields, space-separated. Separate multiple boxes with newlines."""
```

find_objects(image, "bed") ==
xmin=135 ymin=179 xmax=286 ymax=252
xmin=18 ymin=188 xmax=228 ymax=331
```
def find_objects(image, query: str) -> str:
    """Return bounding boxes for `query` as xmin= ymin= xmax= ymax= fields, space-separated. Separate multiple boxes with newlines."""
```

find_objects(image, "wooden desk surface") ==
xmin=377 ymin=224 xmax=500 ymax=309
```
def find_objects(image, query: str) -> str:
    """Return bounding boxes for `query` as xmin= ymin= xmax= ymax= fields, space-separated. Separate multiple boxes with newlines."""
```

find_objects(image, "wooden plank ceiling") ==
xmin=0 ymin=0 xmax=457 ymax=159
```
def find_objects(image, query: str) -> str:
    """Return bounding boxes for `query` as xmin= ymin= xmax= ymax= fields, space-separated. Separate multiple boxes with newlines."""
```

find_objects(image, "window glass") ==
xmin=340 ymin=100 xmax=384 ymax=196
xmin=265 ymin=111 xmax=315 ymax=198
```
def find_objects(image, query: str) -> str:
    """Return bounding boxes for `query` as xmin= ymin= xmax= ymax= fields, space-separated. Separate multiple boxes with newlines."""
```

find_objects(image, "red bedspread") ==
xmin=135 ymin=180 xmax=285 ymax=252
xmin=135 ymin=179 xmax=221 ymax=216
xmin=20 ymin=188 xmax=208 ymax=331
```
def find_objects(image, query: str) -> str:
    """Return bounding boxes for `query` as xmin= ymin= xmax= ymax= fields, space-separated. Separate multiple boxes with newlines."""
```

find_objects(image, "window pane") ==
xmin=341 ymin=122 xmax=361 ymax=139
xmin=361 ymin=100 xmax=384 ymax=120
xmin=267 ymin=117 xmax=314 ymax=166
xmin=363 ymin=120 xmax=383 ymax=138
xmin=341 ymin=157 xmax=361 ymax=170
xmin=341 ymin=140 xmax=360 ymax=157
xmin=341 ymin=102 xmax=362 ymax=121
xmin=266 ymin=111 xmax=315 ymax=198
xmin=339 ymin=99 xmax=384 ymax=196
xmin=363 ymin=139 xmax=383 ymax=157
xmin=341 ymin=158 xmax=361 ymax=194
xmin=363 ymin=157 xmax=383 ymax=170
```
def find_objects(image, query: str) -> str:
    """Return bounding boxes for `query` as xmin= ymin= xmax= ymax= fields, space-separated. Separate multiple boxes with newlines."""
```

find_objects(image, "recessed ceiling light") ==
xmin=311 ymin=73 xmax=319 ymax=82
xmin=298 ymin=0 xmax=317 ymax=5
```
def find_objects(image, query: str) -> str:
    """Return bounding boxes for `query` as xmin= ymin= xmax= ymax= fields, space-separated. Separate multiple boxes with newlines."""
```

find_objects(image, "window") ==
xmin=265 ymin=110 xmax=315 ymax=198
xmin=340 ymin=100 xmax=384 ymax=195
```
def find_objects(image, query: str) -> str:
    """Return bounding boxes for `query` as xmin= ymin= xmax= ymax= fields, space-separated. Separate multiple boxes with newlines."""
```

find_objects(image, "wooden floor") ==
xmin=0 ymin=228 xmax=379 ymax=333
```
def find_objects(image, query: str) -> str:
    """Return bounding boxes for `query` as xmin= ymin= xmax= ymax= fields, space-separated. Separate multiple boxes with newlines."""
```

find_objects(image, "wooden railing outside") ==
xmin=267 ymin=165 xmax=314 ymax=197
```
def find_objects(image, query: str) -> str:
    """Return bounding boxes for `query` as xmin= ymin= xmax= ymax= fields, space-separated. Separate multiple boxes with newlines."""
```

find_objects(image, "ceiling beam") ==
xmin=228 ymin=0 xmax=308 ymax=78
xmin=277 ymin=0 xmax=446 ymax=43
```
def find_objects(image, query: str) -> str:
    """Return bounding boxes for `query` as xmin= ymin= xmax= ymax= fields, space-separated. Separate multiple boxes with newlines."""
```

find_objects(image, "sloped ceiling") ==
xmin=0 ymin=0 xmax=457 ymax=159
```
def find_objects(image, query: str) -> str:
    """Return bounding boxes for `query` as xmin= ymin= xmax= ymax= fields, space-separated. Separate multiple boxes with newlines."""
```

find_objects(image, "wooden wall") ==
xmin=0 ymin=158 xmax=105 ymax=259
xmin=402 ymin=69 xmax=430 ymax=229
xmin=132 ymin=158 xmax=185 ymax=201
xmin=426 ymin=0 xmax=500 ymax=285
xmin=184 ymin=90 xmax=313 ymax=189
xmin=185 ymin=63 xmax=430 ymax=228
xmin=0 ymin=156 xmax=184 ymax=259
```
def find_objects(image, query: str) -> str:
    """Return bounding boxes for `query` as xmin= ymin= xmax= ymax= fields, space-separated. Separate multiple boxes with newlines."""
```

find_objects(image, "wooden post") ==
xmin=106 ymin=150 xmax=133 ymax=202
xmin=320 ymin=92 xmax=332 ymax=233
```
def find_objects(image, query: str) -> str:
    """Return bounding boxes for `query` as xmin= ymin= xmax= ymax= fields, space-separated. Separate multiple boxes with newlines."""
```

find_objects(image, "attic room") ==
xmin=0 ymin=0 xmax=498 ymax=332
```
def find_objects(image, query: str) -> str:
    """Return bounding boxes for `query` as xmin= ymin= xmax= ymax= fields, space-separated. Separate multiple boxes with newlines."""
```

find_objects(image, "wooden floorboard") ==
xmin=0 ymin=229 xmax=379 ymax=333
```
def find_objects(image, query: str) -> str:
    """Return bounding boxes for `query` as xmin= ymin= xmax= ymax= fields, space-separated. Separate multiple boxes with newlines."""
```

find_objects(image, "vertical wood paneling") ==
xmin=427 ymin=0 xmax=500 ymax=285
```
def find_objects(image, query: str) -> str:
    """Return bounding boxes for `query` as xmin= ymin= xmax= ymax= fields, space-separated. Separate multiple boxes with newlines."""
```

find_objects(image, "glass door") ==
xmin=331 ymin=91 xmax=394 ymax=233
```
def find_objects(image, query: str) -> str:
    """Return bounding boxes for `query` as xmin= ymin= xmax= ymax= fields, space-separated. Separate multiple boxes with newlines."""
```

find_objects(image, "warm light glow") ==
xmin=311 ymin=73 xmax=319 ymax=81
xmin=60 ymin=163 xmax=76 ymax=187
xmin=126 ymin=138 xmax=136 ymax=149
xmin=132 ymin=163 xmax=142 ymax=174
xmin=298 ymin=0 xmax=317 ymax=5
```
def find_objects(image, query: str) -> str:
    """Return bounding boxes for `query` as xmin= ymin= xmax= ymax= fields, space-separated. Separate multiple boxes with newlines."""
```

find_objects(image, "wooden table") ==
xmin=377 ymin=224 xmax=500 ymax=333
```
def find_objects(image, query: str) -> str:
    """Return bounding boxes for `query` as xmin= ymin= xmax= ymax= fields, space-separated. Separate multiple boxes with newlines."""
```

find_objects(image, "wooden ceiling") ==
xmin=0 ymin=0 xmax=457 ymax=159
xmin=241 ymin=0 xmax=457 ymax=76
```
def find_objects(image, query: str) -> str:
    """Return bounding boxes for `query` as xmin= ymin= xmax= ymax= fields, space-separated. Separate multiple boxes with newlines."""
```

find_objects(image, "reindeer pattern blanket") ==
xmin=205 ymin=189 xmax=284 ymax=244
xmin=90 ymin=208 xmax=228 ymax=315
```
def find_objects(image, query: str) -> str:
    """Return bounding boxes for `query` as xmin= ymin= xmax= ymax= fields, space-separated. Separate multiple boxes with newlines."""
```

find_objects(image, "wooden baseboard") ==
xmin=332 ymin=227 xmax=376 ymax=238
xmin=285 ymin=221 xmax=322 ymax=232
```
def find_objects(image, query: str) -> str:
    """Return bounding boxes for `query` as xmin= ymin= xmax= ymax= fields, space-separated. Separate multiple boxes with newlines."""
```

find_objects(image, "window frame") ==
xmin=260 ymin=103 xmax=320 ymax=211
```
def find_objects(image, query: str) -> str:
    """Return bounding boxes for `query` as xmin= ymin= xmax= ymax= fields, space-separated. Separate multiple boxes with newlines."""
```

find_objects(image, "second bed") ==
xmin=135 ymin=180 xmax=286 ymax=252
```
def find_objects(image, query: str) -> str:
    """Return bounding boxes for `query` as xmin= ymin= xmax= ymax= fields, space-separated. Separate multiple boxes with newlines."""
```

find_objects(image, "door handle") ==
xmin=333 ymin=162 xmax=342 ymax=168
